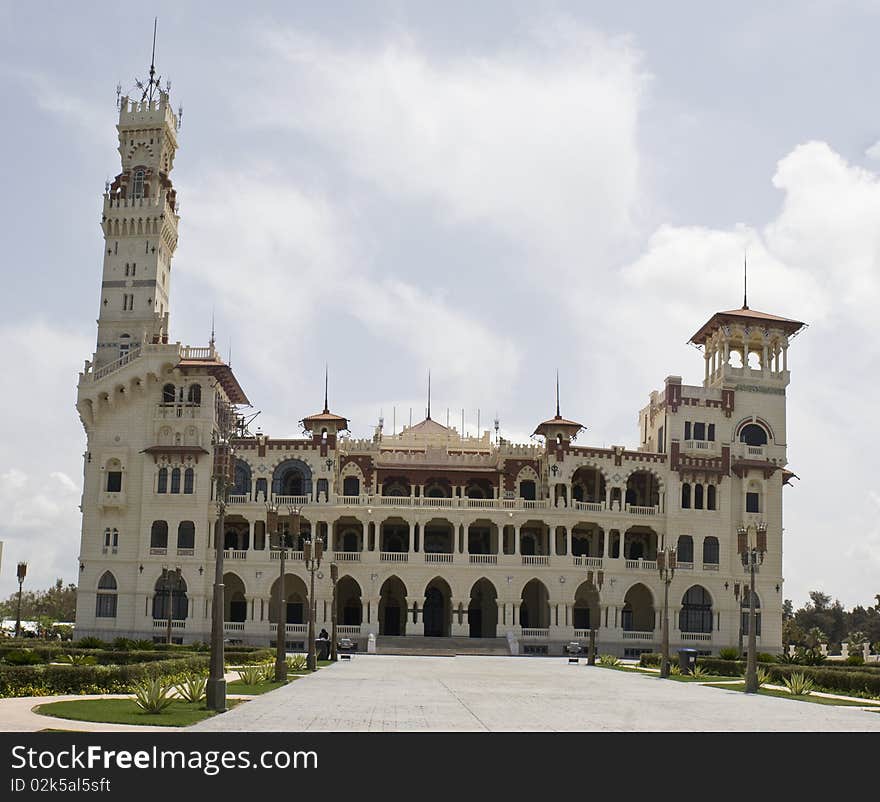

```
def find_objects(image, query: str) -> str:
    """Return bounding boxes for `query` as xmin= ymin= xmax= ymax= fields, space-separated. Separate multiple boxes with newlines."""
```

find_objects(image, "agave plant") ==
xmin=132 ymin=677 xmax=176 ymax=713
xmin=597 ymin=654 xmax=620 ymax=667
xmin=287 ymin=653 xmax=308 ymax=672
xmin=783 ymin=672 xmax=815 ymax=696
xmin=175 ymin=673 xmax=207 ymax=703
xmin=690 ymin=665 xmax=710 ymax=680
xmin=236 ymin=664 xmax=266 ymax=685
xmin=260 ymin=662 xmax=277 ymax=682
xmin=756 ymin=667 xmax=770 ymax=688
xmin=668 ymin=663 xmax=682 ymax=676
xmin=58 ymin=653 xmax=97 ymax=666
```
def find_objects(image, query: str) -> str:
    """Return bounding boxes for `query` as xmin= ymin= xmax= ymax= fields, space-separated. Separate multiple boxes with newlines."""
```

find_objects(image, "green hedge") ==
xmin=0 ymin=656 xmax=210 ymax=698
xmin=693 ymin=658 xmax=880 ymax=696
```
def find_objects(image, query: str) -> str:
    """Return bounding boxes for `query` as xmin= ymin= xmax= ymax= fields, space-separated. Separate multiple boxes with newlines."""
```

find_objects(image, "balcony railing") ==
xmin=625 ymin=559 xmax=658 ymax=570
xmin=227 ymin=495 xmax=248 ymax=504
xmin=224 ymin=622 xmax=245 ymax=632
xmin=682 ymin=440 xmax=715 ymax=452
xmin=152 ymin=619 xmax=185 ymax=629
xmin=520 ymin=628 xmax=549 ymax=638
xmin=332 ymin=551 xmax=361 ymax=562
xmin=469 ymin=554 xmax=498 ymax=565
xmin=572 ymin=500 xmax=606 ymax=513
xmin=337 ymin=625 xmax=362 ymax=636
xmin=572 ymin=556 xmax=603 ymax=568
xmin=425 ymin=553 xmax=453 ymax=564
xmin=681 ymin=632 xmax=712 ymax=641
xmin=270 ymin=623 xmax=307 ymax=634
xmin=625 ymin=504 xmax=658 ymax=516
xmin=269 ymin=550 xmax=304 ymax=561
xmin=380 ymin=552 xmax=408 ymax=563
xmin=621 ymin=631 xmax=654 ymax=640
xmin=522 ymin=555 xmax=549 ymax=566
xmin=223 ymin=550 xmax=247 ymax=560
xmin=273 ymin=495 xmax=310 ymax=506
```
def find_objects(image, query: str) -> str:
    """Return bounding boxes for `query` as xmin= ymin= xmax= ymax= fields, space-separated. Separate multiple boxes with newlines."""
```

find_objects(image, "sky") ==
xmin=1 ymin=1 xmax=879 ymax=610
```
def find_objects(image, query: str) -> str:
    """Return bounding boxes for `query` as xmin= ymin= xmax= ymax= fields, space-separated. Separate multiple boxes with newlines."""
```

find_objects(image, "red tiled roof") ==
xmin=177 ymin=359 xmax=250 ymax=405
xmin=689 ymin=307 xmax=805 ymax=344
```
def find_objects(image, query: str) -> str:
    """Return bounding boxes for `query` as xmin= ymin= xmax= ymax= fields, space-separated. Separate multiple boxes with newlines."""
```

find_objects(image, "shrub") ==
xmin=846 ymin=655 xmax=865 ymax=666
xmin=691 ymin=665 xmax=710 ymax=679
xmin=4 ymin=649 xmax=45 ymax=666
xmin=226 ymin=648 xmax=275 ymax=666
xmin=756 ymin=667 xmax=770 ymax=688
xmin=638 ymin=653 xmax=662 ymax=668
xmin=668 ymin=663 xmax=682 ymax=676
xmin=236 ymin=665 xmax=266 ymax=685
xmin=132 ymin=677 xmax=176 ymax=713
xmin=112 ymin=638 xmax=135 ymax=651
xmin=76 ymin=637 xmax=105 ymax=649
xmin=175 ymin=673 xmax=207 ymax=703
xmin=597 ymin=654 xmax=620 ymax=667
xmin=718 ymin=648 xmax=739 ymax=661
xmin=57 ymin=654 xmax=96 ymax=666
xmin=133 ymin=640 xmax=155 ymax=651
xmin=286 ymin=654 xmax=308 ymax=672
xmin=783 ymin=673 xmax=815 ymax=696
xmin=756 ymin=652 xmax=776 ymax=663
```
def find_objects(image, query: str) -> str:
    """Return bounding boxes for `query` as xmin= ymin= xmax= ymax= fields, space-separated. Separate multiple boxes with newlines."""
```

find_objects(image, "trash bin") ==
xmin=316 ymin=640 xmax=330 ymax=661
xmin=677 ymin=648 xmax=698 ymax=674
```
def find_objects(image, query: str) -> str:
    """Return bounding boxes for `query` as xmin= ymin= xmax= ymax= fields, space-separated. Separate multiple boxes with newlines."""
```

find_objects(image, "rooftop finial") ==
xmin=323 ymin=364 xmax=329 ymax=413
xmin=743 ymin=249 xmax=749 ymax=310
xmin=137 ymin=17 xmax=162 ymax=103
xmin=556 ymin=370 xmax=561 ymax=418
xmin=426 ymin=370 xmax=431 ymax=420
xmin=209 ymin=308 xmax=215 ymax=349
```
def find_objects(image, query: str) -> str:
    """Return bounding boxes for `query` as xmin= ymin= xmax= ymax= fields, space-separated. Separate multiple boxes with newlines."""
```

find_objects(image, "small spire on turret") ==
xmin=324 ymin=363 xmax=329 ymax=414
xmin=743 ymin=249 xmax=749 ymax=310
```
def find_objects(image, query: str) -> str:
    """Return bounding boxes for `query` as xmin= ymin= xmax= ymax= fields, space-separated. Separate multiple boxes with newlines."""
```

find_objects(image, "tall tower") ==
xmin=93 ymin=50 xmax=180 ymax=370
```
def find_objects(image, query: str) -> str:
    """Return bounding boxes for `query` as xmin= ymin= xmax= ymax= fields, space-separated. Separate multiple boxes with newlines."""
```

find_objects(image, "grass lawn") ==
xmin=228 ymin=679 xmax=297 ymax=695
xmin=34 ymin=698 xmax=244 ymax=727
xmin=701 ymin=683 xmax=874 ymax=706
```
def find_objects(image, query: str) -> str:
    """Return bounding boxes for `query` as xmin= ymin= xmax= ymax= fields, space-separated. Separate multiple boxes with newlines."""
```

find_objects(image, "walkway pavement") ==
xmin=189 ymin=655 xmax=880 ymax=732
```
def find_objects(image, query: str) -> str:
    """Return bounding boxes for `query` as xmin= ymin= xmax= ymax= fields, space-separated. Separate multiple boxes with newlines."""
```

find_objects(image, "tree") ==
xmin=0 ymin=579 xmax=77 ymax=623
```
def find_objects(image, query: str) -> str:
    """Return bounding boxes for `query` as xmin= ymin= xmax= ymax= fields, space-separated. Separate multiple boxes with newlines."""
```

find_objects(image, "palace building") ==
xmin=74 ymin=64 xmax=804 ymax=657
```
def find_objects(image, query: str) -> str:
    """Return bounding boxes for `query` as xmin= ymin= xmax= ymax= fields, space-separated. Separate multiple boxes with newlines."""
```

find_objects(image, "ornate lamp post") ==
xmin=657 ymin=542 xmax=677 ymax=678
xmin=303 ymin=532 xmax=324 ymax=670
xmin=737 ymin=520 xmax=768 ymax=694
xmin=14 ymin=562 xmax=27 ymax=638
xmin=162 ymin=565 xmax=182 ymax=645
xmin=207 ymin=436 xmax=234 ymax=712
xmin=330 ymin=562 xmax=339 ymax=662
xmin=267 ymin=502 xmax=297 ymax=683
xmin=586 ymin=569 xmax=604 ymax=665
xmin=733 ymin=581 xmax=744 ymax=658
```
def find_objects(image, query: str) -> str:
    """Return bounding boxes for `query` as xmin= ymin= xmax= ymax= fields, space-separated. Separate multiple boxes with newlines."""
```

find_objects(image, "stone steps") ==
xmin=375 ymin=636 xmax=511 ymax=657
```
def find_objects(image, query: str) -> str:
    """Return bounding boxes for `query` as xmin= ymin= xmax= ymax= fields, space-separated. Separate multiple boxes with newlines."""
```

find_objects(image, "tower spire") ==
xmin=323 ymin=364 xmax=329 ymax=414
xmin=743 ymin=250 xmax=749 ymax=310
xmin=426 ymin=370 xmax=432 ymax=420
xmin=141 ymin=17 xmax=161 ymax=103
xmin=556 ymin=370 xmax=561 ymax=418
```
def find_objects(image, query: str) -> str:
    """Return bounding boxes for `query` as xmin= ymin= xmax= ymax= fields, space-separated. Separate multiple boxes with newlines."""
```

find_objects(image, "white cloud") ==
xmin=247 ymin=23 xmax=647 ymax=262
xmin=0 ymin=323 xmax=89 ymax=600
xmin=866 ymin=140 xmax=880 ymax=161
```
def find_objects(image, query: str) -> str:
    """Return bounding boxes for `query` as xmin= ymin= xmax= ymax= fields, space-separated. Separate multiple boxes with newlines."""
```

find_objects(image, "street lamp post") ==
xmin=207 ymin=438 xmax=233 ymax=712
xmin=14 ymin=562 xmax=27 ymax=638
xmin=330 ymin=562 xmax=339 ymax=662
xmin=737 ymin=520 xmax=768 ymax=694
xmin=267 ymin=502 xmax=296 ymax=683
xmin=657 ymin=543 xmax=676 ymax=679
xmin=733 ymin=582 xmax=744 ymax=658
xmin=586 ymin=569 xmax=604 ymax=666
xmin=303 ymin=533 xmax=324 ymax=671
xmin=162 ymin=566 xmax=181 ymax=645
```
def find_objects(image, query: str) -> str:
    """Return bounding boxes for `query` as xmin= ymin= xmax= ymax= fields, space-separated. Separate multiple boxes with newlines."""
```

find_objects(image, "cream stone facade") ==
xmin=74 ymin=72 xmax=805 ymax=657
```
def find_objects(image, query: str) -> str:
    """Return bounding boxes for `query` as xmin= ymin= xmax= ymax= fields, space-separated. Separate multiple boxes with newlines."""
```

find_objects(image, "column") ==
xmin=605 ymin=486 xmax=612 ymax=510
xmin=462 ymin=523 xmax=469 ymax=557
xmin=514 ymin=524 xmax=521 ymax=556
xmin=408 ymin=521 xmax=415 ymax=555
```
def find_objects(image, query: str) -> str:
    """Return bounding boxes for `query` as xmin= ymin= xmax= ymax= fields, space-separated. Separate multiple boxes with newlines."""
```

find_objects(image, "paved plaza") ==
xmin=190 ymin=655 xmax=880 ymax=732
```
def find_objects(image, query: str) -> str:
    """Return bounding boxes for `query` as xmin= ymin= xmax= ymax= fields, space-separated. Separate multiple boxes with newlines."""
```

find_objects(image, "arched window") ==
xmin=681 ymin=483 xmax=691 ymax=509
xmin=740 ymin=423 xmax=769 ymax=446
xmin=187 ymin=384 xmax=201 ymax=405
xmin=177 ymin=521 xmax=195 ymax=550
xmin=694 ymin=484 xmax=704 ymax=510
xmin=679 ymin=586 xmax=713 ymax=633
xmin=677 ymin=535 xmax=694 ymax=563
xmin=233 ymin=460 xmax=252 ymax=497
xmin=152 ymin=572 xmax=188 ymax=620
xmin=343 ymin=476 xmax=360 ymax=497
xmin=702 ymin=536 xmax=719 ymax=565
xmin=741 ymin=591 xmax=762 ymax=635
xmin=170 ymin=467 xmax=181 ymax=494
xmin=707 ymin=485 xmax=717 ymax=510
xmin=95 ymin=571 xmax=118 ymax=618
xmin=520 ymin=480 xmax=536 ymax=501
xmin=131 ymin=167 xmax=145 ymax=199
xmin=162 ymin=383 xmax=176 ymax=403
xmin=157 ymin=467 xmax=168 ymax=494
xmin=150 ymin=520 xmax=168 ymax=549
xmin=272 ymin=459 xmax=312 ymax=497
xmin=183 ymin=468 xmax=194 ymax=494
xmin=118 ymin=333 xmax=131 ymax=360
